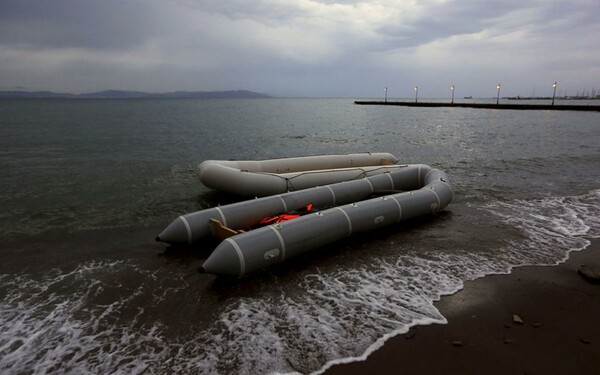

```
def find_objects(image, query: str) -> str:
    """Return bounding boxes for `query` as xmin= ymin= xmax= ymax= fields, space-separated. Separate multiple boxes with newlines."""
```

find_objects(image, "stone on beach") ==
xmin=513 ymin=314 xmax=524 ymax=325
xmin=577 ymin=265 xmax=600 ymax=284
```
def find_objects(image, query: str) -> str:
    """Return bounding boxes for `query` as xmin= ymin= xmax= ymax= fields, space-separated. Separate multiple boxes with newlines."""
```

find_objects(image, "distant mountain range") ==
xmin=0 ymin=89 xmax=271 ymax=99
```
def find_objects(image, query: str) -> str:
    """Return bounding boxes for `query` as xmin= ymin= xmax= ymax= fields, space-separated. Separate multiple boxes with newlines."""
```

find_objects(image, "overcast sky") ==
xmin=1 ymin=0 xmax=599 ymax=97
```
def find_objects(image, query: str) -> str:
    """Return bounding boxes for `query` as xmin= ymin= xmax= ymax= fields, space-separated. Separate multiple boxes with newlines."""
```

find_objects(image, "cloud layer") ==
xmin=1 ymin=0 xmax=598 ymax=97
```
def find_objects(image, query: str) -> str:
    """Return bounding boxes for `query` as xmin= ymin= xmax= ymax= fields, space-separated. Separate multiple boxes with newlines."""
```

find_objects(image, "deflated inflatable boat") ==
xmin=198 ymin=152 xmax=403 ymax=196
xmin=157 ymin=155 xmax=453 ymax=277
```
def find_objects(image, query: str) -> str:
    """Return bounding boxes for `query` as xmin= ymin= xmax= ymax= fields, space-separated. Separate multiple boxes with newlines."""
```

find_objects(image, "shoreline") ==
xmin=324 ymin=239 xmax=600 ymax=375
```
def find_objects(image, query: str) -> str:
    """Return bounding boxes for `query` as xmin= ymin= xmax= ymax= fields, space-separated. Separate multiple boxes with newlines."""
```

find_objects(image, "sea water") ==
xmin=0 ymin=98 xmax=598 ymax=374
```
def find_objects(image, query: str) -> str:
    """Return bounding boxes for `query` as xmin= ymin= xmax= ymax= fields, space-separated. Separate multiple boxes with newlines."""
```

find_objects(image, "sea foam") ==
xmin=0 ymin=190 xmax=598 ymax=374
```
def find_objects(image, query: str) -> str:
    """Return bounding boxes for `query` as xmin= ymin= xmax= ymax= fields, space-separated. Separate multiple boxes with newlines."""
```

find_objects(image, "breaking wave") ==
xmin=1 ymin=190 xmax=598 ymax=374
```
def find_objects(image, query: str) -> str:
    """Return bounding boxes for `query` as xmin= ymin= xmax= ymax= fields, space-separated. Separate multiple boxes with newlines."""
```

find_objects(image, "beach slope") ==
xmin=325 ymin=240 xmax=600 ymax=375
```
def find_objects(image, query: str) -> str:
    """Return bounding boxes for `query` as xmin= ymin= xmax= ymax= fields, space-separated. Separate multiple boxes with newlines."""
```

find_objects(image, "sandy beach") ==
xmin=325 ymin=240 xmax=600 ymax=375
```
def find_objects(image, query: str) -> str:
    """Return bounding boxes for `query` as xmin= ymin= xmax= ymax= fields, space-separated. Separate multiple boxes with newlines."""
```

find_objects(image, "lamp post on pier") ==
xmin=496 ymin=84 xmax=501 ymax=105
xmin=552 ymin=82 xmax=557 ymax=105
xmin=414 ymin=86 xmax=418 ymax=103
xmin=450 ymin=85 xmax=455 ymax=104
xmin=384 ymin=87 xmax=388 ymax=103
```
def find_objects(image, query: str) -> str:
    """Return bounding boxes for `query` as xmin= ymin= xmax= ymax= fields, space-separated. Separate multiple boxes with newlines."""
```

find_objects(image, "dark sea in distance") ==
xmin=0 ymin=98 xmax=599 ymax=374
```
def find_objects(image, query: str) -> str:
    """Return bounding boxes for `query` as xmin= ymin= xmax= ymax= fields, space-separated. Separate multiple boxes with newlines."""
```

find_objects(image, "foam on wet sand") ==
xmin=324 ymin=240 xmax=600 ymax=375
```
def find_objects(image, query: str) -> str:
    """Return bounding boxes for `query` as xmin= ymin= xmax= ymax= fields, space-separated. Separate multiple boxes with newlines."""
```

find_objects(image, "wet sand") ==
xmin=325 ymin=240 xmax=600 ymax=375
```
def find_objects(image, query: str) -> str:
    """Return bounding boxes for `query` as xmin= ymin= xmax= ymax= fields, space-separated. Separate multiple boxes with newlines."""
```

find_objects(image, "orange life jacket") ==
xmin=258 ymin=204 xmax=313 ymax=225
xmin=258 ymin=213 xmax=300 ymax=225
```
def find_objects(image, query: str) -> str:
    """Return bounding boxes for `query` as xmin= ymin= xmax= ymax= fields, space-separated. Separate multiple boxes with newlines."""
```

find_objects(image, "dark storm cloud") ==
xmin=0 ymin=0 xmax=166 ymax=50
xmin=375 ymin=0 xmax=535 ymax=50
xmin=0 ymin=0 xmax=598 ymax=96
xmin=175 ymin=0 xmax=307 ymax=23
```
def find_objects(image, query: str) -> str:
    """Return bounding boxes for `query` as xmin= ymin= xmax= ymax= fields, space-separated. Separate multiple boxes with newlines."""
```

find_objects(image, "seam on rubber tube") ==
xmin=225 ymin=238 xmax=246 ymax=278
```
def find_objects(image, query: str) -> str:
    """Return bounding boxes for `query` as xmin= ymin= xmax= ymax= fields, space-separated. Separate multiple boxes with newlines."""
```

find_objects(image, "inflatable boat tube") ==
xmin=200 ymin=166 xmax=453 ymax=277
xmin=156 ymin=165 xmax=435 ymax=245
xmin=198 ymin=152 xmax=401 ymax=196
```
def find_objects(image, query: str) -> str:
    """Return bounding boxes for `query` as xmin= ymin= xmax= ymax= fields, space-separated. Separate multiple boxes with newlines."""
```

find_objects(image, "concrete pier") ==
xmin=354 ymin=101 xmax=600 ymax=112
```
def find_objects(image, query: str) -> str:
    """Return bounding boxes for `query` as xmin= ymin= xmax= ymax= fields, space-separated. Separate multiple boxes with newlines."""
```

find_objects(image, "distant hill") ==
xmin=0 ymin=89 xmax=271 ymax=99
xmin=0 ymin=90 xmax=78 ymax=98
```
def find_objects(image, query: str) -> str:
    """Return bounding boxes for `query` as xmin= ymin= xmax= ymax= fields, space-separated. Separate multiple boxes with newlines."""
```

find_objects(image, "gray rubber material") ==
xmin=199 ymin=166 xmax=453 ymax=277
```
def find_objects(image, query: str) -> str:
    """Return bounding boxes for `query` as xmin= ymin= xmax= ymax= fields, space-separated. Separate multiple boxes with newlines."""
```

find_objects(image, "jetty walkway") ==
xmin=354 ymin=101 xmax=600 ymax=112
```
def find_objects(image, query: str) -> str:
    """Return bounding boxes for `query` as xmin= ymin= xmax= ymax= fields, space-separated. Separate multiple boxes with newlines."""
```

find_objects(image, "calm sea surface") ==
xmin=1 ymin=98 xmax=599 ymax=374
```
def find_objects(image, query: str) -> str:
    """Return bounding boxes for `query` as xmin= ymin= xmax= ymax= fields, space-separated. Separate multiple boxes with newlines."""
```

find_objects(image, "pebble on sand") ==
xmin=577 ymin=265 xmax=600 ymax=284
xmin=513 ymin=314 xmax=524 ymax=325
